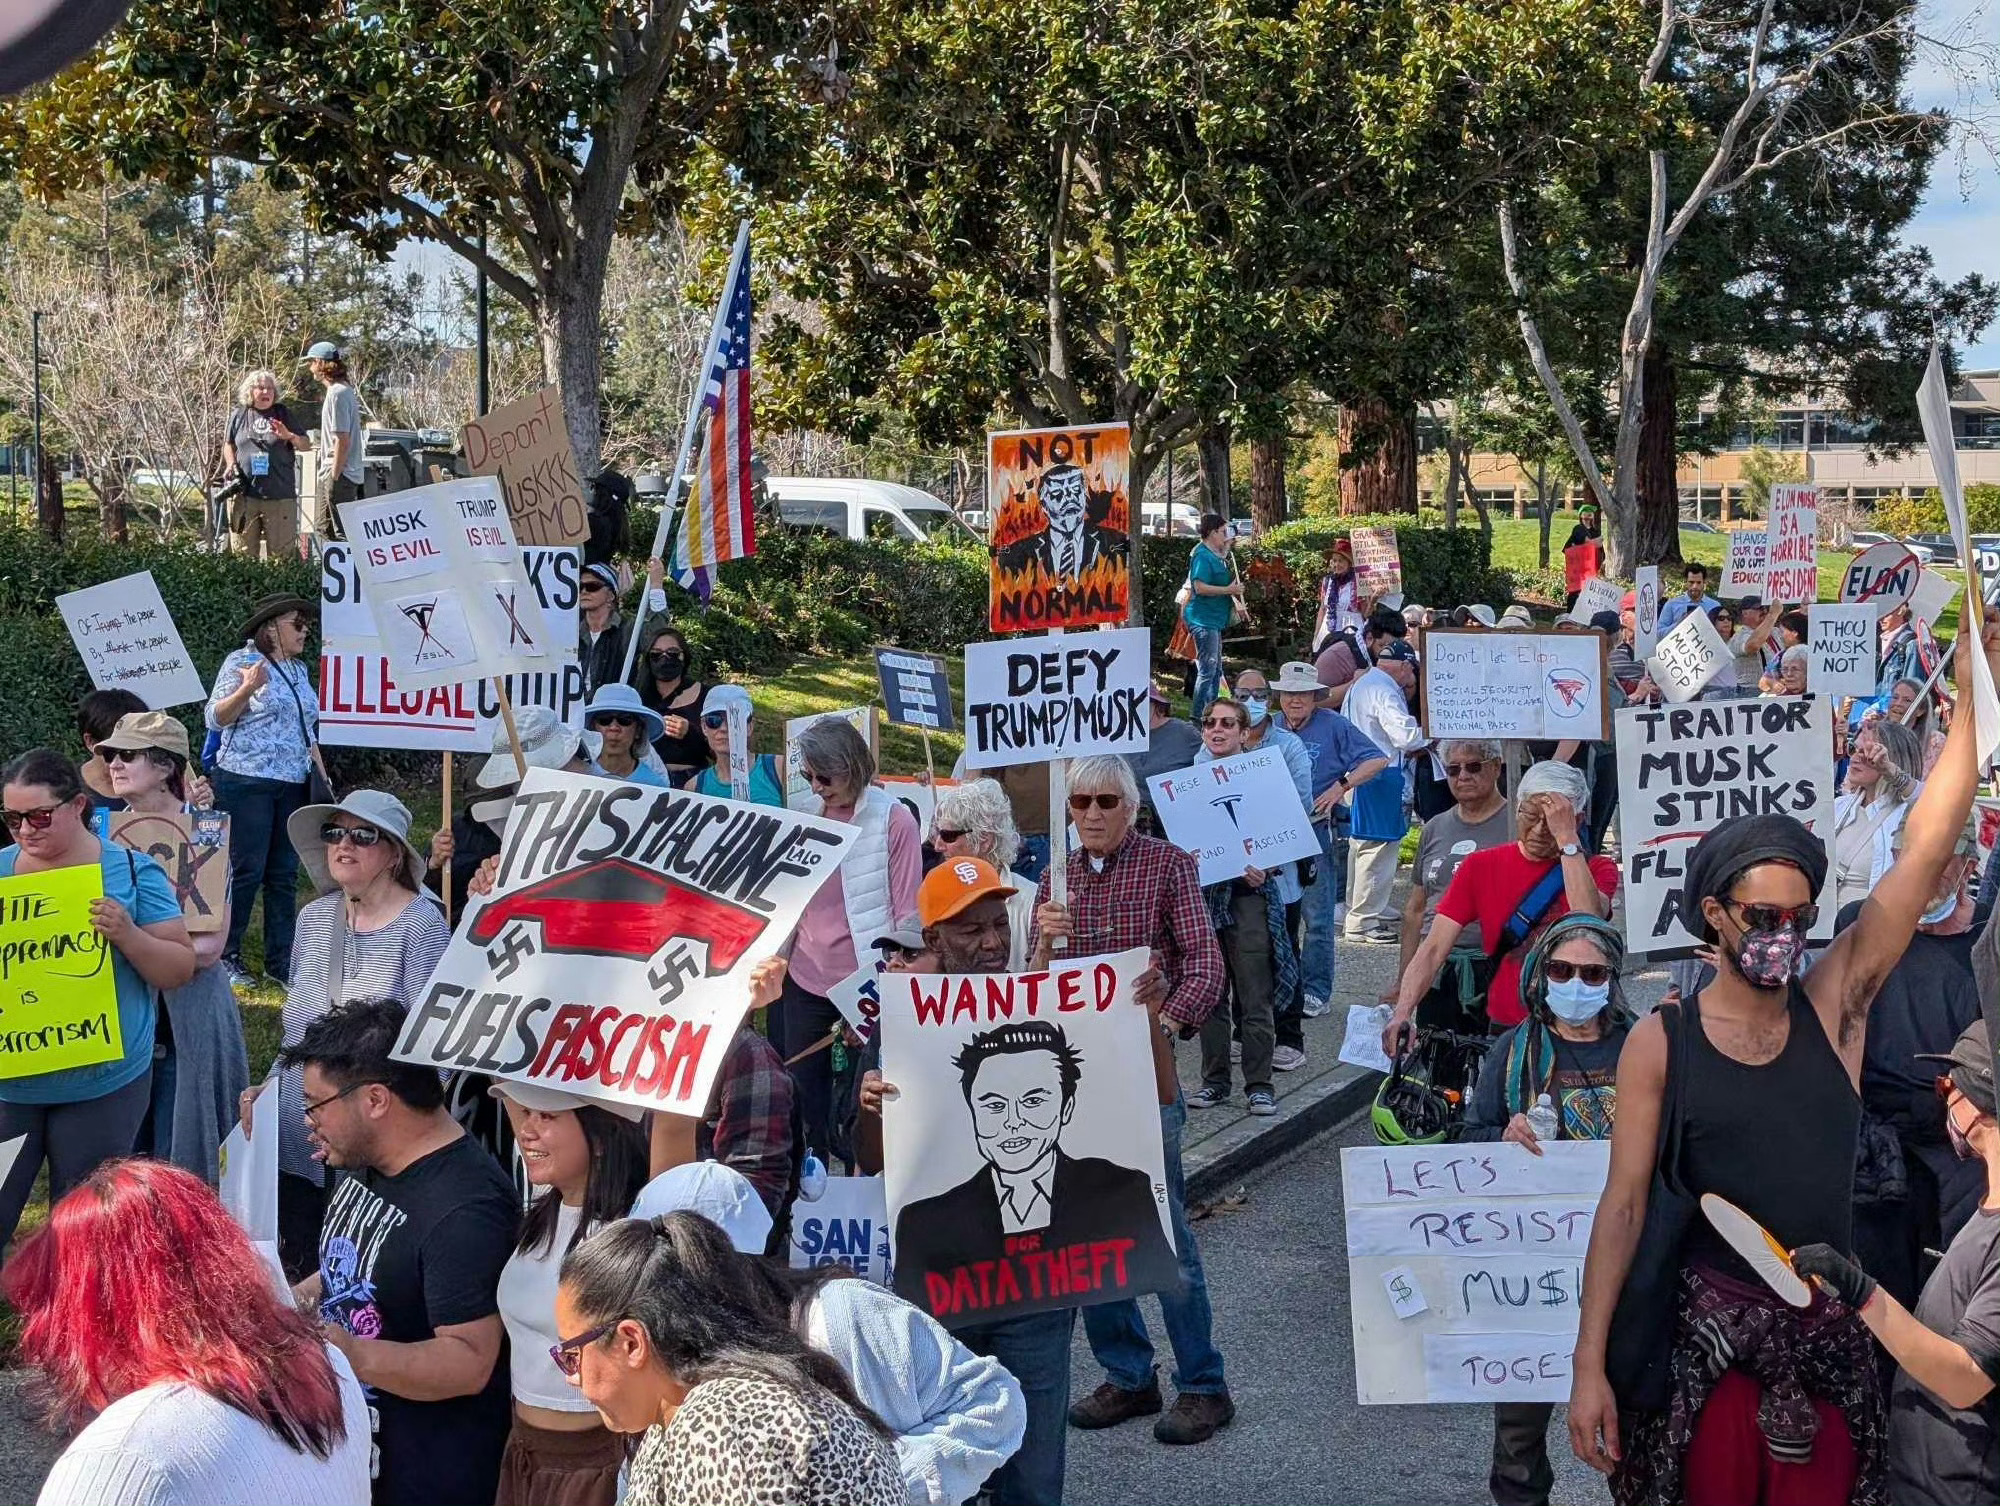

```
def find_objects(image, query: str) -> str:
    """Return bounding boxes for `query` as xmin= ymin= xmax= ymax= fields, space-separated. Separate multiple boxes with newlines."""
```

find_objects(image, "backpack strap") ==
xmin=1492 ymin=860 xmax=1571 ymax=962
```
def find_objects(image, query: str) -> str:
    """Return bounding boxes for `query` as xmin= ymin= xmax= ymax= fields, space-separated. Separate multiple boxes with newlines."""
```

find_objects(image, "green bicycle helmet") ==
xmin=1372 ymin=1053 xmax=1455 ymax=1145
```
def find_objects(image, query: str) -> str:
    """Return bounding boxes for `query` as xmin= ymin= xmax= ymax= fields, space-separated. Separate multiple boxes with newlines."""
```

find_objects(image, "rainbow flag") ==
xmin=674 ymin=238 xmax=754 ymax=599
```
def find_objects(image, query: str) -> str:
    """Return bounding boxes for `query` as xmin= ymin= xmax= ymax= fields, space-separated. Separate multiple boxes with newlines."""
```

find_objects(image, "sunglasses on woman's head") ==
xmin=550 ymin=1318 xmax=621 ymax=1378
xmin=1724 ymin=899 xmax=1818 ymax=933
xmin=1543 ymin=960 xmax=1612 ymax=986
xmin=1444 ymin=760 xmax=1486 ymax=778
xmin=321 ymin=824 xmax=384 ymax=848
xmin=1067 ymin=792 xmax=1122 ymax=812
xmin=1 ymin=804 xmax=63 ymax=833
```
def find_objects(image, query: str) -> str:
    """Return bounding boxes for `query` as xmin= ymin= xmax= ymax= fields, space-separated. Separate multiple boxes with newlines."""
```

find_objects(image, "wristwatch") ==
xmin=1559 ymin=842 xmax=1582 ymax=858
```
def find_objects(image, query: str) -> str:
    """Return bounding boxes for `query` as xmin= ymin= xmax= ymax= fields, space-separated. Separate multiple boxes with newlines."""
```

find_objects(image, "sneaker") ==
xmin=1246 ymin=1089 xmax=1277 ymax=1116
xmin=1228 ymin=1040 xmax=1242 ymax=1063
xmin=1187 ymin=1085 xmax=1230 ymax=1110
xmin=1154 ymin=1390 xmax=1236 ymax=1445
xmin=1346 ymin=929 xmax=1399 ymax=946
xmin=1301 ymin=992 xmax=1330 ymax=1018
xmin=1271 ymin=1045 xmax=1307 ymax=1073
xmin=1333 ymin=902 xmax=1349 ymax=925
xmin=222 ymin=958 xmax=255 ymax=992
xmin=1069 ymin=1376 xmax=1164 ymax=1431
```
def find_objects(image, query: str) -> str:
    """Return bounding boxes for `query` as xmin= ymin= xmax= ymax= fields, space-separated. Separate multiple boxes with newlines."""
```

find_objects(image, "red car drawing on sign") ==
xmin=470 ymin=857 xmax=768 ymax=972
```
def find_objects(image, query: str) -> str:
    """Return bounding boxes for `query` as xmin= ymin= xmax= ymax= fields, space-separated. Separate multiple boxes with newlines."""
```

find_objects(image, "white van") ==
xmin=767 ymin=476 xmax=979 ymax=545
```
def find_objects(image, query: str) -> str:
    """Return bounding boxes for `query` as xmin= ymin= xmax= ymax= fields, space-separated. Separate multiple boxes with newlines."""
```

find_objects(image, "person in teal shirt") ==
xmin=687 ymin=684 xmax=785 ymax=806
xmin=1183 ymin=513 xmax=1241 ymax=717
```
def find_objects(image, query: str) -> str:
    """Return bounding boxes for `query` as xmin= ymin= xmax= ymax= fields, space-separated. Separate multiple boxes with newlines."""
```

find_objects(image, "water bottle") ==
xmin=1525 ymin=1093 xmax=1560 ymax=1145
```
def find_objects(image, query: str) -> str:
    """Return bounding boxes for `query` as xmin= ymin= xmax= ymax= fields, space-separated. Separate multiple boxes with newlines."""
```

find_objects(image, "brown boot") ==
xmin=1066 ymin=1375 xmax=1164 ymax=1430
xmin=1154 ymin=1390 xmax=1236 ymax=1444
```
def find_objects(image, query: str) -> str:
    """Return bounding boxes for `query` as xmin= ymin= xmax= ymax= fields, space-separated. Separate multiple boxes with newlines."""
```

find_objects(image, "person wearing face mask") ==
xmin=1342 ymin=639 xmax=1430 ymax=945
xmin=1567 ymin=621 xmax=1997 ymax=1506
xmin=1463 ymin=914 xmax=1632 ymax=1506
xmin=631 ymin=626 xmax=712 ymax=781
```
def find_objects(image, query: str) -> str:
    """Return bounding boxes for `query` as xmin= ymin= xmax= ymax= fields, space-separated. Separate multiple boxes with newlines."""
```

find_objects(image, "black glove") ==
xmin=1790 ymin=1243 xmax=1878 ymax=1313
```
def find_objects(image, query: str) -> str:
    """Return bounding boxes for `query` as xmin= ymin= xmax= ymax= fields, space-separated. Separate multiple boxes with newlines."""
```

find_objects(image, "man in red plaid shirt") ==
xmin=1028 ymin=754 xmax=1235 ymax=1446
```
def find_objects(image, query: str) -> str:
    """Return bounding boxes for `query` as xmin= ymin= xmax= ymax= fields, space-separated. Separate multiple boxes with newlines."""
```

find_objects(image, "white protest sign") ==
xmin=392 ymin=768 xmax=857 ymax=1116
xmin=1722 ymin=530 xmax=1769 ymax=600
xmin=1342 ymin=1142 xmax=1607 ymax=1404
xmin=1766 ymin=484 xmax=1820 ymax=605
xmin=1909 ymin=568 xmax=1960 ymax=628
xmin=826 ymin=959 xmax=885 ymax=1045
xmin=57 ymin=571 xmax=207 ymax=709
xmin=1643 ymin=608 xmax=1731 ymax=703
xmin=217 ymin=1083 xmax=287 ymax=1298
xmin=339 ymin=476 xmax=553 ymax=692
xmin=1351 ymin=526 xmax=1403 ymax=598
xmin=789 ymin=1176 xmax=893 ymax=1284
xmin=1420 ymin=630 xmax=1609 ymax=742
xmin=1840 ymin=542 xmax=1921 ymax=611
xmin=1146 ymin=748 xmax=1318 ymax=887
xmin=1808 ymin=602 xmax=1879 ymax=697
xmin=1920 ymin=345 xmax=2000 ymax=772
xmin=1572 ymin=575 xmax=1624 ymax=624
xmin=879 ymin=948 xmax=1177 ymax=1327
xmin=1339 ymin=1002 xmax=1395 ymax=1074
xmin=1615 ymin=696 xmax=1835 ymax=955
xmin=962 ymin=627 xmax=1152 ymax=769
xmin=784 ymin=707 xmax=876 ymax=806
xmin=1633 ymin=566 xmax=1661 ymax=660
xmin=318 ymin=537 xmax=582 ymax=751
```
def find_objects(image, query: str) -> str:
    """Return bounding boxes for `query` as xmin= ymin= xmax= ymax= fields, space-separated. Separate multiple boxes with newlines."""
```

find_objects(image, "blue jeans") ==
xmin=1015 ymin=834 xmax=1052 ymax=888
xmin=1299 ymin=819 xmax=1340 ymax=1002
xmin=956 ymin=1306 xmax=1077 ymax=1506
xmin=1082 ymin=1096 xmax=1227 ymax=1395
xmin=1189 ymin=624 xmax=1224 ymax=719
xmin=211 ymin=768 xmax=307 ymax=980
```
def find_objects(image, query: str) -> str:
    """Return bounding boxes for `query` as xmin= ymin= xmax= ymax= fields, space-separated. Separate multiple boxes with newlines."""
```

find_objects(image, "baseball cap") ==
xmin=917 ymin=856 xmax=1012 ymax=926
xmin=487 ymin=1079 xmax=645 ymax=1123
xmin=96 ymin=710 xmax=190 ymax=761
xmin=1147 ymin=685 xmax=1172 ymax=710
xmin=630 ymin=1161 xmax=775 ymax=1253
xmin=304 ymin=340 xmax=344 ymax=362
xmin=871 ymin=921 xmax=928 ymax=953
xmin=1738 ymin=594 xmax=1766 ymax=611
xmin=1918 ymin=1020 xmax=1997 ymax=1117
xmin=1377 ymin=640 xmax=1419 ymax=665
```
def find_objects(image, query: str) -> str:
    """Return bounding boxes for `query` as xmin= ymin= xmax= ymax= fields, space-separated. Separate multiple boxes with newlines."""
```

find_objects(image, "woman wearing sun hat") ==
xmin=581 ymin=683 xmax=671 ymax=786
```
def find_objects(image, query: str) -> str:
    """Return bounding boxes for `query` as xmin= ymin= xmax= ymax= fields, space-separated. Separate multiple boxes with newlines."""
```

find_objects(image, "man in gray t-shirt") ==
xmin=1386 ymin=739 xmax=1515 ymax=1017
xmin=307 ymin=339 xmax=365 ymax=538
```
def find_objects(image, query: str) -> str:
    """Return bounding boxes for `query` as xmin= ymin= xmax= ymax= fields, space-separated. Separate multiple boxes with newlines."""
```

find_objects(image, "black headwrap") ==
xmin=1681 ymin=814 xmax=1829 ymax=941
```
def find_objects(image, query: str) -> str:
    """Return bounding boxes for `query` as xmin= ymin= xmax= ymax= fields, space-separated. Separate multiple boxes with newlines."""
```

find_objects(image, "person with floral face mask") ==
xmin=1568 ymin=618 xmax=2000 ymax=1506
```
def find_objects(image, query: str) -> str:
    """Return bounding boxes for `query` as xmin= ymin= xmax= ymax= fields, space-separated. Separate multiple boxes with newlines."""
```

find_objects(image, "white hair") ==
xmin=1516 ymin=759 xmax=1589 ymax=817
xmin=1443 ymin=738 xmax=1504 ymax=763
xmin=1066 ymin=755 xmax=1140 ymax=807
xmin=933 ymin=778 xmax=1021 ymax=870
xmin=236 ymin=368 xmax=282 ymax=406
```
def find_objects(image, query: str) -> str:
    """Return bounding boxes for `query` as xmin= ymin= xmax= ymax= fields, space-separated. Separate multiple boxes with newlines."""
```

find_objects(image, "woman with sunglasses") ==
xmin=75 ymin=687 xmax=148 ymax=809
xmin=631 ymin=626 xmax=713 ymax=782
xmin=581 ymin=683 xmax=671 ymax=786
xmin=1832 ymin=718 xmax=1927 ymax=913
xmin=97 ymin=712 xmax=250 ymax=1185
xmin=930 ymin=778 xmax=1034 ymax=969
xmin=258 ymin=790 xmax=447 ymax=1278
xmin=686 ymin=685 xmax=786 ymax=806
xmin=0 ymin=751 xmax=195 ymax=1250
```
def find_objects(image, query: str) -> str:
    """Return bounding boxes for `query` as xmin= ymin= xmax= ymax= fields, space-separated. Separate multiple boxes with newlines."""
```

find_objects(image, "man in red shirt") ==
xmin=1382 ymin=760 xmax=1617 ymax=1052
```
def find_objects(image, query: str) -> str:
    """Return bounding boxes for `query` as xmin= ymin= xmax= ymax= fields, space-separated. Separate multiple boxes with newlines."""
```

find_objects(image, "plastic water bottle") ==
xmin=1526 ymin=1093 xmax=1560 ymax=1145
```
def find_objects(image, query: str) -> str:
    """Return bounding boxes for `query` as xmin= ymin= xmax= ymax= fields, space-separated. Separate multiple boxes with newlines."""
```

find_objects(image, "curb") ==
xmin=1184 ymin=1063 xmax=1382 ymax=1204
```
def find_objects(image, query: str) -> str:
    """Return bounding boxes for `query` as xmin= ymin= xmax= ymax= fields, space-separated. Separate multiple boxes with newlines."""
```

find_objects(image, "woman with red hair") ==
xmin=6 ymin=1159 xmax=369 ymax=1506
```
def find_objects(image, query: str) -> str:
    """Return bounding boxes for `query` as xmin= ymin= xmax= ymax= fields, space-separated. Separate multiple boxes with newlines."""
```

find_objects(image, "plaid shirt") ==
xmin=698 ymin=1028 xmax=799 ymax=1221
xmin=1029 ymin=830 xmax=1226 ymax=1030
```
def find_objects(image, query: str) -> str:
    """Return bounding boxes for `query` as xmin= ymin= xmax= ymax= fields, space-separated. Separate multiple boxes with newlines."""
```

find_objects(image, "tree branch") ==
xmin=1497 ymin=201 xmax=1613 ymax=514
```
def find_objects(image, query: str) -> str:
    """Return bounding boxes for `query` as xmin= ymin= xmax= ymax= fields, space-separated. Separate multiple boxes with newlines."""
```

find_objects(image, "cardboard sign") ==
xmin=1614 ymin=696 xmax=1835 ymax=955
xmin=880 ymin=948 xmax=1177 ymax=1327
xmin=1644 ymin=609 xmax=1731 ymax=704
xmin=1420 ymin=630 xmax=1610 ymax=742
xmin=1572 ymin=575 xmax=1625 ymax=624
xmin=391 ymin=768 xmax=858 ymax=1116
xmin=1343 ymin=1142 xmax=1608 ymax=1404
xmin=879 ymin=775 xmax=957 ymax=840
xmin=106 ymin=809 xmax=230 ymax=934
xmin=962 ymin=627 xmax=1152 ymax=769
xmin=1722 ymin=530 xmax=1769 ymax=600
xmin=1146 ymin=748 xmax=1318 ymax=886
xmin=783 ymin=707 xmax=878 ymax=806
xmin=461 ymin=386 xmax=589 ymax=547
xmin=789 ymin=1176 xmax=893 ymax=1284
xmin=0 ymin=864 xmax=123 ymax=1078
xmin=318 ymin=538 xmax=582 ymax=751
xmin=1808 ymin=602 xmax=1880 ymax=697
xmin=988 ymin=424 xmax=1133 ymax=631
xmin=1633 ymin=566 xmax=1661 ymax=660
xmin=1909 ymin=568 xmax=1960 ymax=628
xmin=1766 ymin=484 xmax=1820 ymax=604
xmin=1351 ymin=526 xmax=1403 ymax=598
xmin=57 ymin=570 xmax=208 ymax=710
xmin=875 ymin=647 xmax=956 ymax=732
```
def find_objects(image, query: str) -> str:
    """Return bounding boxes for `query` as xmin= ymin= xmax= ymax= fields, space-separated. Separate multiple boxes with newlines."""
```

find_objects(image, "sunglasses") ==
xmin=2 ymin=804 xmax=65 ymax=832
xmin=580 ymin=579 xmax=609 ymax=593
xmin=701 ymin=711 xmax=730 ymax=730
xmin=934 ymin=826 xmax=965 ymax=844
xmin=1544 ymin=960 xmax=1613 ymax=986
xmin=1201 ymin=717 xmax=1242 ymax=730
xmin=593 ymin=713 xmax=641 ymax=730
xmin=1444 ymin=760 xmax=1487 ymax=778
xmin=103 ymin=746 xmax=166 ymax=766
xmin=1724 ymin=900 xmax=1819 ymax=933
xmin=1238 ymin=691 xmax=1269 ymax=704
xmin=1067 ymin=792 xmax=1122 ymax=812
xmin=321 ymin=824 xmax=384 ymax=848
xmin=550 ymin=1318 xmax=621 ymax=1378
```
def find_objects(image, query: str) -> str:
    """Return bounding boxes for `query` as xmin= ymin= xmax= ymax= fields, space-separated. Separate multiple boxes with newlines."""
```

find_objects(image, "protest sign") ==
xmin=1146 ymin=748 xmax=1318 ymax=886
xmin=784 ymin=707 xmax=877 ymax=806
xmin=0 ymin=864 xmax=122 ymax=1079
xmin=1615 ymin=696 xmax=1835 ymax=955
xmin=461 ymin=385 xmax=589 ymax=547
xmin=827 ymin=958 xmax=885 ymax=1045
xmin=1420 ymin=630 xmax=1609 ymax=742
xmin=57 ymin=570 xmax=207 ymax=709
xmin=1919 ymin=345 xmax=2000 ymax=773
xmin=217 ymin=1082 xmax=286 ymax=1296
xmin=392 ymin=768 xmax=857 ymax=1116
xmin=1766 ymin=484 xmax=1820 ymax=604
xmin=106 ymin=809 xmax=230 ymax=934
xmin=875 ymin=647 xmax=956 ymax=732
xmin=318 ymin=537 xmax=583 ymax=751
xmin=1634 ymin=566 xmax=1661 ymax=660
xmin=880 ymin=947 xmax=1177 ymax=1326
xmin=789 ymin=1176 xmax=893 ymax=1284
xmin=1722 ymin=530 xmax=1769 ymax=600
xmin=1808 ymin=602 xmax=1879 ymax=697
xmin=1352 ymin=526 xmax=1403 ymax=599
xmin=1572 ymin=575 xmax=1624 ymax=624
xmin=988 ymin=423 xmax=1132 ymax=631
xmin=1643 ymin=608 xmax=1731 ymax=703
xmin=1909 ymin=568 xmax=1960 ymax=628
xmin=1343 ymin=1142 xmax=1607 ymax=1404
xmin=962 ymin=627 xmax=1152 ymax=769
xmin=1840 ymin=542 xmax=1921 ymax=611
xmin=879 ymin=775 xmax=956 ymax=840
xmin=1339 ymin=1002 xmax=1394 ymax=1074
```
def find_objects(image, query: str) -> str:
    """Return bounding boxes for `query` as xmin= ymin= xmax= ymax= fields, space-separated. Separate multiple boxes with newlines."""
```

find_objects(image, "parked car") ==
xmin=1910 ymin=533 xmax=1959 ymax=567
xmin=1139 ymin=500 xmax=1203 ymax=537
xmin=1850 ymin=530 xmax=1935 ymax=567
xmin=1679 ymin=519 xmax=1721 ymax=535
xmin=766 ymin=476 xmax=981 ymax=545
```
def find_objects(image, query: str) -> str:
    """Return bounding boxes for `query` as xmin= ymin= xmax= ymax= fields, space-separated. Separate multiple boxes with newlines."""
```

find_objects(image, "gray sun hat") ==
xmin=476 ymin=705 xmax=584 ymax=789
xmin=287 ymin=789 xmax=427 ymax=894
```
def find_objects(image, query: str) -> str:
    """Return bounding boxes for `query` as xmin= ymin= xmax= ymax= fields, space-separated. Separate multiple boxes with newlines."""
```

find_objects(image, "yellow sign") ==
xmin=0 ymin=865 xmax=123 ymax=1078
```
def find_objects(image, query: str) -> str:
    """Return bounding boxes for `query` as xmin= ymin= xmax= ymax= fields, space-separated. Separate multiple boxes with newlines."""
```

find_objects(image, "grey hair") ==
xmin=1857 ymin=718 xmax=1925 ymax=803
xmin=933 ymin=778 xmax=1021 ymax=870
xmin=236 ymin=368 xmax=282 ymax=406
xmin=1779 ymin=643 xmax=1809 ymax=669
xmin=795 ymin=717 xmax=875 ymax=804
xmin=1066 ymin=755 xmax=1140 ymax=808
xmin=1443 ymin=738 xmax=1504 ymax=764
xmin=1516 ymin=759 xmax=1589 ymax=817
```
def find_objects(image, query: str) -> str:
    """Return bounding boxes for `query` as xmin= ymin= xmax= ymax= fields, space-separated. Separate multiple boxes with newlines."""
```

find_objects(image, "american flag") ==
xmin=674 ymin=236 xmax=754 ymax=598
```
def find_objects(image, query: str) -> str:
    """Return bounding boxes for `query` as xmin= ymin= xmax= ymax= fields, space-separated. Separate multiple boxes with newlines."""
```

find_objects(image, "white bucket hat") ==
xmin=476 ymin=705 xmax=584 ymax=789
xmin=287 ymin=789 xmax=428 ymax=894
xmin=630 ymin=1161 xmax=774 ymax=1254
xmin=1270 ymin=661 xmax=1326 ymax=696
xmin=486 ymin=1079 xmax=645 ymax=1124
xmin=582 ymin=682 xmax=666 ymax=744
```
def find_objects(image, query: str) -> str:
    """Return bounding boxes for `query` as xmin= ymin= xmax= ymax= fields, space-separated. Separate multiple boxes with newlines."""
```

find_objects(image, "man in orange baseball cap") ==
xmin=917 ymin=856 xmax=1015 ymax=973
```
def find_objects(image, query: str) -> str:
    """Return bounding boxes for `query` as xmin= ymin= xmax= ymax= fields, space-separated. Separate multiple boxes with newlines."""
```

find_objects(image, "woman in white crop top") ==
xmin=490 ymin=1081 xmax=650 ymax=1506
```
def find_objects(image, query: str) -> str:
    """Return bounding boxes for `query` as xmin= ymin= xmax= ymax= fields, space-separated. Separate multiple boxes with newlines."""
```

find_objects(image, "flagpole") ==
xmin=617 ymin=217 xmax=753 ymax=687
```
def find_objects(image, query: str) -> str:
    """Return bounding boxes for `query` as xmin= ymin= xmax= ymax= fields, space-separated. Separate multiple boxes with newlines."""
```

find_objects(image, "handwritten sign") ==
xmin=1342 ymin=1142 xmax=1608 ymax=1404
xmin=1722 ymin=530 xmax=1769 ymax=600
xmin=0 ymin=864 xmax=123 ymax=1079
xmin=962 ymin=627 xmax=1152 ymax=769
xmin=789 ymin=1175 xmax=893 ymax=1284
xmin=1766 ymin=484 xmax=1820 ymax=604
xmin=1839 ymin=542 xmax=1920 ymax=611
xmin=1644 ymin=608 xmax=1731 ymax=703
xmin=1633 ymin=566 xmax=1661 ymax=660
xmin=1572 ymin=575 xmax=1624 ymax=624
xmin=106 ymin=810 xmax=230 ymax=934
xmin=1351 ymin=526 xmax=1403 ymax=598
xmin=462 ymin=386 xmax=589 ymax=547
xmin=1420 ymin=630 xmax=1609 ymax=742
xmin=875 ymin=647 xmax=956 ymax=732
xmin=1808 ymin=602 xmax=1879 ymax=697
xmin=826 ymin=959 xmax=884 ymax=1045
xmin=57 ymin=571 xmax=207 ymax=710
xmin=1146 ymin=748 xmax=1318 ymax=886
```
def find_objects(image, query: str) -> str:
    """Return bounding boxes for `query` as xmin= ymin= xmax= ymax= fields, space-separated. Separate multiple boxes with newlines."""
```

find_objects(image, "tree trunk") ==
xmin=1194 ymin=422 xmax=1231 ymax=516
xmin=537 ymin=250 xmax=611 ymax=483
xmin=1249 ymin=430 xmax=1286 ymax=533
xmin=1338 ymin=399 xmax=1417 ymax=515
xmin=36 ymin=451 xmax=62 ymax=542
xmin=1634 ymin=339 xmax=1680 ymax=567
xmin=1535 ymin=461 xmax=1553 ymax=569
xmin=99 ymin=469 xmax=129 ymax=543
xmin=1126 ymin=444 xmax=1157 ymax=627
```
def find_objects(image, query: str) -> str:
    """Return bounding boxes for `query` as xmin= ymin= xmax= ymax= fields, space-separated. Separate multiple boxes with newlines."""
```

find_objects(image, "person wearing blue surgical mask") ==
xmin=1462 ymin=911 xmax=1631 ymax=1506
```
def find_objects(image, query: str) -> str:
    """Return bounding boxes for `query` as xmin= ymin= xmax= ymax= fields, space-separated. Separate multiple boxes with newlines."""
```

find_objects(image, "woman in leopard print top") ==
xmin=555 ymin=1213 xmax=901 ymax=1506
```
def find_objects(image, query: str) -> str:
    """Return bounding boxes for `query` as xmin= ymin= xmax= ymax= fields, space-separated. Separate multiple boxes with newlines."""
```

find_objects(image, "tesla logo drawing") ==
xmin=1208 ymin=793 xmax=1246 ymax=827
xmin=1545 ymin=669 xmax=1590 ymax=717
xmin=495 ymin=586 xmax=541 ymax=650
xmin=399 ymin=598 xmax=456 ymax=664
